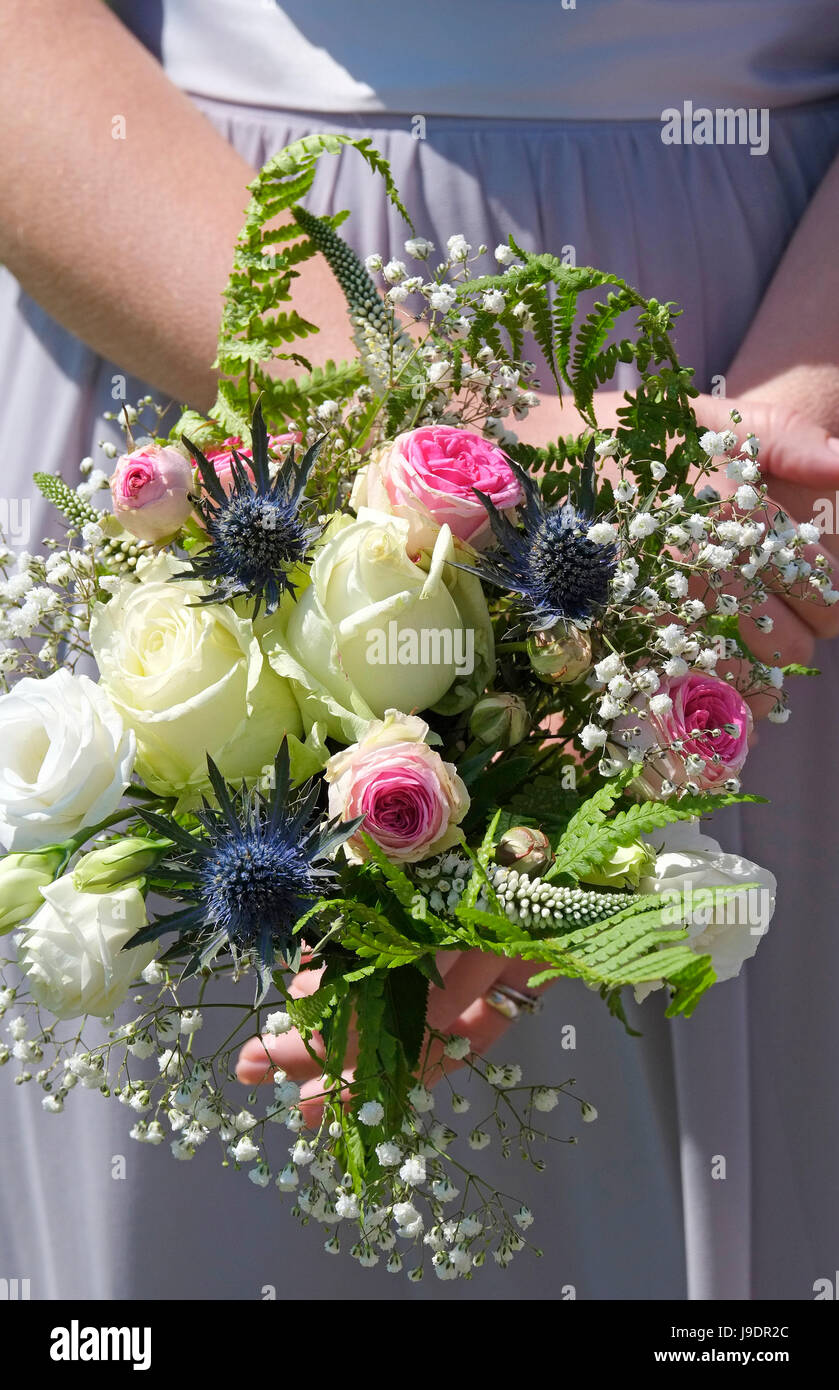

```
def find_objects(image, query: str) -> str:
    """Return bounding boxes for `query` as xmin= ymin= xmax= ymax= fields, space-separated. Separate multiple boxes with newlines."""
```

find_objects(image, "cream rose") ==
xmin=635 ymin=822 xmax=777 ymax=998
xmin=0 ymin=669 xmax=135 ymax=852
xmin=16 ymin=875 xmax=155 ymax=1020
xmin=267 ymin=510 xmax=494 ymax=744
xmin=89 ymin=554 xmax=303 ymax=799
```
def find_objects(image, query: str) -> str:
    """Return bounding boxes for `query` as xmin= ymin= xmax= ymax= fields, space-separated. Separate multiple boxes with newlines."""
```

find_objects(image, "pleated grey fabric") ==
xmin=2 ymin=85 xmax=838 ymax=1300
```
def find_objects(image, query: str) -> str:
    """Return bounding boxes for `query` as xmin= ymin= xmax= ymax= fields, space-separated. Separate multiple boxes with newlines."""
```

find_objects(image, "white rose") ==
xmin=16 ymin=875 xmax=155 ymax=1020
xmin=267 ymin=510 xmax=494 ymax=743
xmin=635 ymin=821 xmax=776 ymax=999
xmin=0 ymin=669 xmax=135 ymax=852
xmin=89 ymin=554 xmax=304 ymax=799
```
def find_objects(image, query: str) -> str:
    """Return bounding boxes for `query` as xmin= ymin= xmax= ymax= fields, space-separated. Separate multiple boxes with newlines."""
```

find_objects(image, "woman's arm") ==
xmin=0 ymin=0 xmax=354 ymax=410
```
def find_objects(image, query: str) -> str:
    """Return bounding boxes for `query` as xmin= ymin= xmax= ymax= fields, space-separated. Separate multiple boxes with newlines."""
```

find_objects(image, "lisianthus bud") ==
xmin=527 ymin=627 xmax=592 ymax=684
xmin=73 ymin=837 xmax=168 ymax=892
xmin=580 ymin=839 xmax=656 ymax=889
xmin=495 ymin=826 xmax=553 ymax=875
xmin=110 ymin=444 xmax=194 ymax=543
xmin=0 ymin=846 xmax=66 ymax=934
xmin=470 ymin=693 xmax=528 ymax=749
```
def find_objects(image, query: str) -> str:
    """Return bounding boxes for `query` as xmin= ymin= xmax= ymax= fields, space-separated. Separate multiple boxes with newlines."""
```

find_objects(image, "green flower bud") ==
xmin=580 ymin=839 xmax=656 ymax=889
xmin=470 ymin=693 xmax=529 ymax=749
xmin=495 ymin=826 xmax=554 ymax=876
xmin=0 ymin=847 xmax=67 ymax=934
xmin=72 ymin=837 xmax=167 ymax=893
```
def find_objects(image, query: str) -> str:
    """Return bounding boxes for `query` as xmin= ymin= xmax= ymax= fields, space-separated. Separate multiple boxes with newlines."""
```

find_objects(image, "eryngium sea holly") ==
xmin=177 ymin=401 xmax=323 ymax=614
xmin=471 ymin=459 xmax=617 ymax=629
xmin=127 ymin=745 xmax=361 ymax=1000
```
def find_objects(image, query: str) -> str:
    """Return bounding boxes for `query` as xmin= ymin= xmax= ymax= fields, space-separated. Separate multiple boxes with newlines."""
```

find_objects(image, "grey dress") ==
xmin=1 ymin=0 xmax=838 ymax=1300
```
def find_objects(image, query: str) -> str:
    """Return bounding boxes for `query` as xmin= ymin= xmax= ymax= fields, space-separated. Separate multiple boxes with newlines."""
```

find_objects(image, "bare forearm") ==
xmin=725 ymin=152 xmax=839 ymax=431
xmin=0 ymin=0 xmax=353 ymax=410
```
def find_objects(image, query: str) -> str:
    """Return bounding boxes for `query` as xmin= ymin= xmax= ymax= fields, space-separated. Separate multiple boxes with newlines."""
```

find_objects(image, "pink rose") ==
xmin=202 ymin=432 xmax=301 ymax=496
xmin=109 ymin=445 xmax=194 ymax=543
xmin=351 ymin=425 xmax=522 ymax=552
xmin=325 ymin=710 xmax=470 ymax=863
xmin=618 ymin=672 xmax=752 ymax=795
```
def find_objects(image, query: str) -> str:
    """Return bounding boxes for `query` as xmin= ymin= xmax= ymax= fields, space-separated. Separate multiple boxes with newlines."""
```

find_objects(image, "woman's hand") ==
xmin=236 ymin=951 xmax=550 ymax=1126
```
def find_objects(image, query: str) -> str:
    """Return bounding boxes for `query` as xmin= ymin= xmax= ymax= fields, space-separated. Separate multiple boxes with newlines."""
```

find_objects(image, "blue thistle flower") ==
xmin=126 ymin=745 xmax=360 ymax=1002
xmin=176 ymin=401 xmax=324 ymax=615
xmin=470 ymin=458 xmax=617 ymax=629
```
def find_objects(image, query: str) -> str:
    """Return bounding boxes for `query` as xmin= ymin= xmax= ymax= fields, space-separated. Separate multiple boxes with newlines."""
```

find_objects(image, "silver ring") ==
xmin=484 ymin=983 xmax=543 ymax=1021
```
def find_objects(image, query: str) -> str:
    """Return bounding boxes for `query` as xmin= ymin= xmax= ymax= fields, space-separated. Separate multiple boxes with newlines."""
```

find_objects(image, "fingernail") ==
xmin=828 ymin=438 xmax=839 ymax=454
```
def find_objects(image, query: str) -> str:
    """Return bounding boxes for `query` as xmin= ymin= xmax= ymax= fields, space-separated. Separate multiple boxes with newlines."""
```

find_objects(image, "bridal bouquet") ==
xmin=0 ymin=137 xmax=830 ymax=1280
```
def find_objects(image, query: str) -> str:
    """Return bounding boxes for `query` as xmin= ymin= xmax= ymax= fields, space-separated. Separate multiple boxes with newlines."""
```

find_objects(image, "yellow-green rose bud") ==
xmin=581 ymin=839 xmax=656 ymax=889
xmin=0 ymin=846 xmax=66 ymax=934
xmin=73 ymin=837 xmax=168 ymax=893
xmin=470 ymin=693 xmax=529 ymax=749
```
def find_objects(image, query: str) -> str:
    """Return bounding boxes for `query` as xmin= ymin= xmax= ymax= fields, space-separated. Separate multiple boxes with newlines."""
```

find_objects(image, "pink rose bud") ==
xmin=202 ymin=432 xmax=301 ymax=497
xmin=110 ymin=445 xmax=194 ymax=543
xmin=351 ymin=425 xmax=523 ymax=552
xmin=324 ymin=710 xmax=470 ymax=864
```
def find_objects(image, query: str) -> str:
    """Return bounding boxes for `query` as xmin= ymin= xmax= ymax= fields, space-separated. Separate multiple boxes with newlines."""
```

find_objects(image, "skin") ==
xmin=3 ymin=1 xmax=839 ymax=1105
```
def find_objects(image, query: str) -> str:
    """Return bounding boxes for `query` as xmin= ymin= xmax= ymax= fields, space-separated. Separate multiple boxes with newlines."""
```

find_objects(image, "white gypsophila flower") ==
xmin=375 ymin=1141 xmax=402 ymax=1166
xmin=231 ymin=1135 xmax=260 ymax=1163
xmin=580 ymin=724 xmax=607 ymax=751
xmin=798 ymin=522 xmax=821 ymax=545
xmin=399 ymin=1155 xmax=427 ymax=1186
xmin=387 ymin=285 xmax=409 ymax=304
xmin=699 ymin=429 xmax=736 ymax=457
xmin=382 ymin=258 xmax=407 ymax=284
xmin=494 ymin=243 xmax=516 ymax=265
xmin=264 ymin=1010 xmax=293 ymax=1036
xmin=608 ymin=674 xmax=633 ymax=700
xmin=486 ymin=1063 xmax=522 ymax=1088
xmin=482 ymin=289 xmax=506 ymax=314
xmin=734 ymin=484 xmax=760 ymax=511
xmin=593 ymin=436 xmax=620 ymax=459
xmin=16 ymin=877 xmax=153 ymax=1021
xmin=614 ymin=479 xmax=637 ymax=503
xmin=404 ymin=236 xmax=435 ymax=260
xmin=179 ymin=1010 xmax=202 ymax=1035
xmin=468 ymin=1130 xmax=491 ymax=1150
xmin=431 ymin=1178 xmax=460 ymax=1202
xmin=695 ymin=648 xmax=719 ymax=671
xmin=716 ymin=593 xmax=739 ymax=615
xmin=0 ymin=669 xmax=135 ymax=852
xmin=451 ymin=1094 xmax=471 ymax=1114
xmin=443 ymin=1035 xmax=470 ymax=1061
xmin=141 ymin=959 xmax=165 ymax=985
xmin=768 ymin=703 xmax=791 ymax=723
xmin=358 ymin=1100 xmax=385 ymax=1127
xmin=364 ymin=253 xmax=383 ymax=272
xmin=127 ymin=1034 xmax=156 ymax=1060
xmin=248 ymin=1164 xmax=271 ymax=1187
xmin=634 ymin=668 xmax=661 ymax=695
xmin=594 ymin=653 xmax=622 ymax=683
xmin=428 ymin=283 xmax=457 ymax=312
xmin=698 ymin=543 xmax=736 ymax=570
xmin=446 ymin=234 xmax=471 ymax=262
xmin=663 ymin=657 xmax=689 ymax=678
xmin=598 ymin=695 xmax=624 ymax=721
xmin=408 ymin=1083 xmax=434 ymax=1112
xmin=650 ymin=461 xmax=667 ymax=481
xmin=533 ymin=1087 xmax=560 ymax=1112
xmin=628 ymin=512 xmax=658 ymax=540
xmin=665 ymin=572 xmax=689 ymax=599
xmin=581 ymin=1103 xmax=598 ymax=1122
xmin=291 ymin=1138 xmax=314 ymax=1166
xmin=587 ymin=521 xmax=618 ymax=545
xmin=658 ymin=623 xmax=688 ymax=655
xmin=276 ymin=1164 xmax=299 ymax=1191
xmin=649 ymin=693 xmax=674 ymax=717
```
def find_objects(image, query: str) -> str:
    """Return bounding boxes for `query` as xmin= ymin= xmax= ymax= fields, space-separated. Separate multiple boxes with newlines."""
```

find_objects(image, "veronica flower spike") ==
xmin=126 ymin=744 xmax=362 ymax=1002
xmin=470 ymin=458 xmax=618 ymax=630
xmin=177 ymin=400 xmax=324 ymax=614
